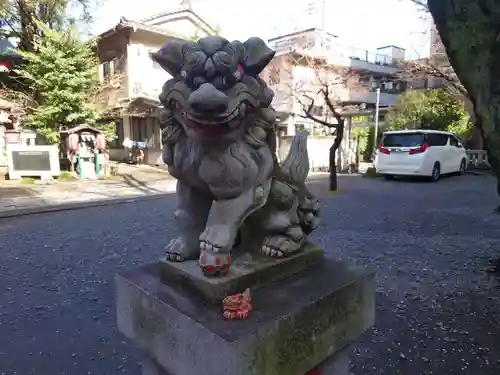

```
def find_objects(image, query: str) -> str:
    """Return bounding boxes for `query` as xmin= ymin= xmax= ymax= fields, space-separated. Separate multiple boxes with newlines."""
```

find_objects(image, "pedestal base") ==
xmin=142 ymin=345 xmax=350 ymax=375
xmin=116 ymin=258 xmax=375 ymax=375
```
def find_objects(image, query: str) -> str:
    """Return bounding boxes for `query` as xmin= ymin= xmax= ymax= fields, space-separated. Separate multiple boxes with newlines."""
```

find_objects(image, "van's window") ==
xmin=427 ymin=134 xmax=449 ymax=146
xmin=382 ymin=133 xmax=425 ymax=147
xmin=449 ymin=136 xmax=459 ymax=147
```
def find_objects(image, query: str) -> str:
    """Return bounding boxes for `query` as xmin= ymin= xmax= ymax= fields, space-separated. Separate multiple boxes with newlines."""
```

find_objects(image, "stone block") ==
xmin=116 ymin=257 xmax=375 ymax=375
xmin=142 ymin=346 xmax=349 ymax=375
xmin=159 ymin=242 xmax=324 ymax=304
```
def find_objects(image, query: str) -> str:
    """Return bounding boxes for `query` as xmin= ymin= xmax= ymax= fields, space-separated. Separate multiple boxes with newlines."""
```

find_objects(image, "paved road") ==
xmin=1 ymin=174 xmax=500 ymax=375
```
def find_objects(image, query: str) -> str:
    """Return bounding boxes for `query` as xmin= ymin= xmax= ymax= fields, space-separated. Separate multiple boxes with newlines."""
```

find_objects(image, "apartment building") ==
xmin=261 ymin=28 xmax=409 ymax=137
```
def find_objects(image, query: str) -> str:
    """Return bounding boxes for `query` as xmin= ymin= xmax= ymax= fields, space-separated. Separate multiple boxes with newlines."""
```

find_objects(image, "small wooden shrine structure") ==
xmin=60 ymin=124 xmax=108 ymax=179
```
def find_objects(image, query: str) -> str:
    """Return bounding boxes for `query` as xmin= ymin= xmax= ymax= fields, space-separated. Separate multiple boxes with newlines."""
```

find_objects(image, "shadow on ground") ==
xmin=121 ymin=174 xmax=166 ymax=194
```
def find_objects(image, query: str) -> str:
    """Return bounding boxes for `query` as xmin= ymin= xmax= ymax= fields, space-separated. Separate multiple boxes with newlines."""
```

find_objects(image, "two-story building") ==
xmin=96 ymin=2 xmax=216 ymax=164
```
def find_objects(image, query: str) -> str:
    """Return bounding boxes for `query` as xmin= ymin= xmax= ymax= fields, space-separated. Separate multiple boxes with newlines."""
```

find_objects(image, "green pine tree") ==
xmin=15 ymin=23 xmax=104 ymax=144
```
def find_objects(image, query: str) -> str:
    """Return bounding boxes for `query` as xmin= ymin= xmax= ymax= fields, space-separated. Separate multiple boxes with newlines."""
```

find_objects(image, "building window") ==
xmin=295 ymin=123 xmax=306 ymax=133
xmin=309 ymin=105 xmax=324 ymax=117
xmin=132 ymin=117 xmax=147 ymax=142
xmin=131 ymin=117 xmax=160 ymax=147
xmin=147 ymin=117 xmax=158 ymax=148
xmin=102 ymin=56 xmax=125 ymax=79
xmin=113 ymin=56 xmax=125 ymax=73
xmin=114 ymin=119 xmax=124 ymax=148
xmin=323 ymin=37 xmax=332 ymax=50
xmin=103 ymin=61 xmax=111 ymax=78
xmin=152 ymin=118 xmax=162 ymax=148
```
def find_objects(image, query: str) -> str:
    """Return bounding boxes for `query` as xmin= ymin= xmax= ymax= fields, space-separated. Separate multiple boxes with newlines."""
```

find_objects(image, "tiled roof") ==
xmin=99 ymin=18 xmax=185 ymax=39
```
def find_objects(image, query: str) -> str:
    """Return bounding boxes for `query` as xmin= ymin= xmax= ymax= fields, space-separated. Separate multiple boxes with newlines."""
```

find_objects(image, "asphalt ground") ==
xmin=1 ymin=174 xmax=499 ymax=375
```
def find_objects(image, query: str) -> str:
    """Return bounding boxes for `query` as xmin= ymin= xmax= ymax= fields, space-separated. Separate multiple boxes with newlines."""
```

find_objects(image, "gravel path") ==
xmin=1 ymin=174 xmax=499 ymax=375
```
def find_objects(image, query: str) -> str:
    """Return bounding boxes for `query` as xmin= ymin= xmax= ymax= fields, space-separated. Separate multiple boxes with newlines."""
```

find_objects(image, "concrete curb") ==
xmin=0 ymin=192 xmax=170 ymax=219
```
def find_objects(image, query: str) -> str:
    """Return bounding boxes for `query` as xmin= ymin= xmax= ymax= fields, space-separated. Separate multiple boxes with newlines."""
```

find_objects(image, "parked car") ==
xmin=375 ymin=129 xmax=467 ymax=181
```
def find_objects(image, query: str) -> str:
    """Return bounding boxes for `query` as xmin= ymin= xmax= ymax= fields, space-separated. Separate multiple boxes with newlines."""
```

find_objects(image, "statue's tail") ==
xmin=279 ymin=130 xmax=310 ymax=185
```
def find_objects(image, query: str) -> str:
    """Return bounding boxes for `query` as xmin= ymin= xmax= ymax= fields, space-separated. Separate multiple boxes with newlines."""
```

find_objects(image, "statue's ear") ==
xmin=151 ymin=39 xmax=185 ymax=76
xmin=243 ymin=37 xmax=275 ymax=76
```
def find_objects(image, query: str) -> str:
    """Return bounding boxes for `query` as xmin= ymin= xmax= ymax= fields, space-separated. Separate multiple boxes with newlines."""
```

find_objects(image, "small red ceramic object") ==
xmin=222 ymin=288 xmax=252 ymax=320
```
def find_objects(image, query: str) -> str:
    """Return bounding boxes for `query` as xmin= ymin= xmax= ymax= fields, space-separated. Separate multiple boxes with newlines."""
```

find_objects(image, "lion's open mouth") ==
xmin=181 ymin=104 xmax=246 ymax=134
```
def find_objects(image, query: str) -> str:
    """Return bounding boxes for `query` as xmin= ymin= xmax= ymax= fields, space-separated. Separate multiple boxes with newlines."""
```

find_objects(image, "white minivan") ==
xmin=375 ymin=129 xmax=467 ymax=181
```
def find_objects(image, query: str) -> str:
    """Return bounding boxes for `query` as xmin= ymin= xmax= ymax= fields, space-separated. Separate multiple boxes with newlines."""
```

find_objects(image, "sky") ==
xmin=92 ymin=0 xmax=431 ymax=59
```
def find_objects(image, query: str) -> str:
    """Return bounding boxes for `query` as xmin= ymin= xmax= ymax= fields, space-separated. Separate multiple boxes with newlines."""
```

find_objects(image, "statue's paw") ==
xmin=261 ymin=234 xmax=302 ymax=258
xmin=199 ymin=224 xmax=235 ymax=253
xmin=299 ymin=196 xmax=320 ymax=212
xmin=164 ymin=238 xmax=197 ymax=262
xmin=199 ymin=249 xmax=231 ymax=277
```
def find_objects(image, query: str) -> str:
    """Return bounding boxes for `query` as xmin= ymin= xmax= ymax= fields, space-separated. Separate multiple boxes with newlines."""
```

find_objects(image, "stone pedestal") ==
xmin=116 ymin=252 xmax=375 ymax=375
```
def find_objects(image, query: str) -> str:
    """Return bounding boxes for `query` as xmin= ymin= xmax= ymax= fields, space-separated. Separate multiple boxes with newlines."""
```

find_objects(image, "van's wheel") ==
xmin=458 ymin=158 xmax=466 ymax=175
xmin=384 ymin=175 xmax=394 ymax=181
xmin=430 ymin=162 xmax=440 ymax=182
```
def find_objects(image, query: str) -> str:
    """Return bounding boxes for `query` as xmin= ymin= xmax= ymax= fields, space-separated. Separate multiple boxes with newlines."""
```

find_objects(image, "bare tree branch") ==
xmin=404 ymin=0 xmax=468 ymax=99
xmin=261 ymin=47 xmax=361 ymax=188
xmin=402 ymin=58 xmax=468 ymax=97
xmin=266 ymin=50 xmax=364 ymax=132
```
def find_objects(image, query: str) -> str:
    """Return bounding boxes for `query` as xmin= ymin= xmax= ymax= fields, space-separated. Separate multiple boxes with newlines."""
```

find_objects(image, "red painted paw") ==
xmin=199 ymin=250 xmax=231 ymax=277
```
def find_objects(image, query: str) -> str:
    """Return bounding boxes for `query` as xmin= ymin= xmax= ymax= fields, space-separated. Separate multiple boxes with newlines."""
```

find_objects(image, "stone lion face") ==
xmin=152 ymin=36 xmax=275 ymax=139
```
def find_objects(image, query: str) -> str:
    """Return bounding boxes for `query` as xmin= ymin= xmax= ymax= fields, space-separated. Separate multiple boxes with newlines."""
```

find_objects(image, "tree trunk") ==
xmin=428 ymin=0 xmax=500 ymax=209
xmin=18 ymin=0 xmax=37 ymax=52
xmin=328 ymin=127 xmax=344 ymax=191
xmin=329 ymin=144 xmax=337 ymax=191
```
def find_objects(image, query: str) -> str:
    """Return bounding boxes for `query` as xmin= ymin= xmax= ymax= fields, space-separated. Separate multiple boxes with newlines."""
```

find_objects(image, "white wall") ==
xmin=125 ymin=16 xmax=211 ymax=100
xmin=126 ymin=42 xmax=173 ymax=100
xmin=279 ymin=135 xmax=357 ymax=172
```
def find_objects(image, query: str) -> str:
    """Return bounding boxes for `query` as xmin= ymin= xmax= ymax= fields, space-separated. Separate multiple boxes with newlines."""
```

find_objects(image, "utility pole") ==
xmin=320 ymin=0 xmax=326 ymax=53
xmin=373 ymin=88 xmax=381 ymax=156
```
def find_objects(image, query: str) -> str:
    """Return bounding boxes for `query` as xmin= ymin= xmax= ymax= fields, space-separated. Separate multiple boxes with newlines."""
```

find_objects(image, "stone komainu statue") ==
xmin=152 ymin=35 xmax=320 ymax=276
